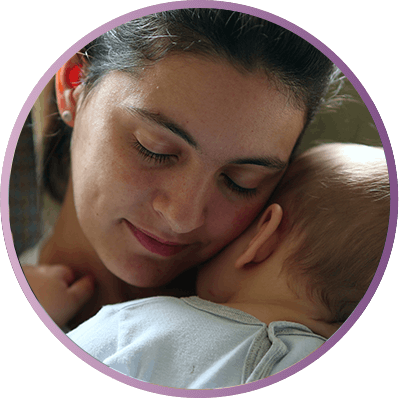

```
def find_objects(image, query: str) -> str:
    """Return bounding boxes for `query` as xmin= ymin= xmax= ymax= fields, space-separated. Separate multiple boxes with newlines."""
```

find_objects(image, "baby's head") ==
xmin=268 ymin=143 xmax=389 ymax=323
xmin=197 ymin=143 xmax=390 ymax=327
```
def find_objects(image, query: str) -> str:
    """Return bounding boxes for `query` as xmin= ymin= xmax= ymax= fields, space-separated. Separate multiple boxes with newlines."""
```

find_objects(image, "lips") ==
xmin=126 ymin=221 xmax=188 ymax=257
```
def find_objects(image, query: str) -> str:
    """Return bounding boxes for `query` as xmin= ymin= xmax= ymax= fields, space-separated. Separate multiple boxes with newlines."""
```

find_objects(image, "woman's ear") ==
xmin=55 ymin=54 xmax=85 ymax=128
xmin=235 ymin=203 xmax=283 ymax=269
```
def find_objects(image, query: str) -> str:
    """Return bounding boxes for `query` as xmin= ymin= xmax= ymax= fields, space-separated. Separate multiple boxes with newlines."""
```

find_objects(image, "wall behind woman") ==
xmin=298 ymin=78 xmax=381 ymax=152
xmin=9 ymin=78 xmax=59 ymax=256
xmin=9 ymin=113 xmax=41 ymax=255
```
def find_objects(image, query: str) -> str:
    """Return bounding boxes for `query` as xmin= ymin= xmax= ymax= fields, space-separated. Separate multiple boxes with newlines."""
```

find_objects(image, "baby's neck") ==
xmin=197 ymin=253 xmax=339 ymax=338
xmin=218 ymin=299 xmax=339 ymax=339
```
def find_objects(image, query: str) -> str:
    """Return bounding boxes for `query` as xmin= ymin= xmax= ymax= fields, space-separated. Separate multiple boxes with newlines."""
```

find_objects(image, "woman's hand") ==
xmin=22 ymin=264 xmax=96 ymax=328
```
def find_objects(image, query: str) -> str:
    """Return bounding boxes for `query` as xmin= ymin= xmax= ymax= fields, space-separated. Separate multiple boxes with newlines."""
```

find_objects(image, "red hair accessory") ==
xmin=66 ymin=64 xmax=83 ymax=88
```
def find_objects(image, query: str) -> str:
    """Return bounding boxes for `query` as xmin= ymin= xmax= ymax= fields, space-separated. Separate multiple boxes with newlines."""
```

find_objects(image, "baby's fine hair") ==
xmin=270 ymin=143 xmax=390 ymax=324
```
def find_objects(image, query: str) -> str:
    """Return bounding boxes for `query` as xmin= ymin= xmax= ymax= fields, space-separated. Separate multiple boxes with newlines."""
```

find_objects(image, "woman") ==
xmin=20 ymin=9 xmax=340 ymax=330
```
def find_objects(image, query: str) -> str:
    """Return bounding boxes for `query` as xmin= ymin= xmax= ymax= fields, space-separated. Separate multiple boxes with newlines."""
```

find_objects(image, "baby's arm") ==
xmin=22 ymin=265 xmax=95 ymax=328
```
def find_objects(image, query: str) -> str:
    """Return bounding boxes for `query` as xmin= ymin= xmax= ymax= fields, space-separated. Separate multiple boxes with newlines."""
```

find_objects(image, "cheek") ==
xmin=206 ymin=200 xmax=264 ymax=252
xmin=203 ymin=173 xmax=282 ymax=257
xmin=71 ymin=129 xmax=144 ymax=224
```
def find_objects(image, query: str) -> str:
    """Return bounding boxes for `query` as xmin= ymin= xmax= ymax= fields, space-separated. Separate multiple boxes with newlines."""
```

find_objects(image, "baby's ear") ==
xmin=235 ymin=204 xmax=283 ymax=269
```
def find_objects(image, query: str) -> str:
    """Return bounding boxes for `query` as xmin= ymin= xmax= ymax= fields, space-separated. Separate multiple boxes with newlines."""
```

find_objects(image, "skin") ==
xmin=195 ymin=143 xmax=388 ymax=339
xmin=195 ymin=196 xmax=339 ymax=339
xmin=34 ymin=55 xmax=305 ymax=327
xmin=22 ymin=265 xmax=95 ymax=327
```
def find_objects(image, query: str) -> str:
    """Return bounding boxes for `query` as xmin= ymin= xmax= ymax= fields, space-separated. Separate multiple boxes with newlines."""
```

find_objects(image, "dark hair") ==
xmin=270 ymin=143 xmax=389 ymax=324
xmin=43 ymin=8 xmax=342 ymax=203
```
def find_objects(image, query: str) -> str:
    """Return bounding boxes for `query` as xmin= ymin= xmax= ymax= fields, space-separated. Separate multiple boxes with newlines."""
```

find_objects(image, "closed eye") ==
xmin=222 ymin=174 xmax=258 ymax=199
xmin=134 ymin=138 xmax=259 ymax=198
xmin=133 ymin=139 xmax=175 ymax=165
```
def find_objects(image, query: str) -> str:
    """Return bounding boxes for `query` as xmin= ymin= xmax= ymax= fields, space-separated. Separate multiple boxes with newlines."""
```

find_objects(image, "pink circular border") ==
xmin=1 ymin=1 xmax=397 ymax=397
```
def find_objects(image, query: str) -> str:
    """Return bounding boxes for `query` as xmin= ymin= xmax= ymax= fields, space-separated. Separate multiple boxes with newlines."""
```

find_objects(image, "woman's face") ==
xmin=70 ymin=55 xmax=305 ymax=288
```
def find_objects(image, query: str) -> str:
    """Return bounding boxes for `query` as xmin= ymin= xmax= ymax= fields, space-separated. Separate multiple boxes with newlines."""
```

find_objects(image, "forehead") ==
xmin=97 ymin=55 xmax=305 ymax=163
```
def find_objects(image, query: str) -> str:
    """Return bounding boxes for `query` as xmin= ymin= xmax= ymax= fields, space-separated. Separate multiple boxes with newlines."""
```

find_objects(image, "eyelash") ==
xmin=133 ymin=139 xmax=258 ymax=199
xmin=223 ymin=175 xmax=258 ymax=199
xmin=133 ymin=139 xmax=174 ymax=165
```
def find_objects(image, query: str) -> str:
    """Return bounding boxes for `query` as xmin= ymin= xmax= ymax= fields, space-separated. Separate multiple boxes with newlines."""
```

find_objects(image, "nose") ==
xmin=152 ymin=172 xmax=208 ymax=234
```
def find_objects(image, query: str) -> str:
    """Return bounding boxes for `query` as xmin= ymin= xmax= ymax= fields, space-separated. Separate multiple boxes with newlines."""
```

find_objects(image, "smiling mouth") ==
xmin=125 ymin=221 xmax=189 ymax=257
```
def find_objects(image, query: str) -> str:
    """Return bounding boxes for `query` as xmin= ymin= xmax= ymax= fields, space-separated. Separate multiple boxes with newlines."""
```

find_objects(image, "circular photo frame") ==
xmin=1 ymin=1 xmax=397 ymax=397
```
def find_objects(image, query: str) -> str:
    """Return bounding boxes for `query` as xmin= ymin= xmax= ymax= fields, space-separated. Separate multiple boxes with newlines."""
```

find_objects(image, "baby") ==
xmin=25 ymin=143 xmax=390 ymax=388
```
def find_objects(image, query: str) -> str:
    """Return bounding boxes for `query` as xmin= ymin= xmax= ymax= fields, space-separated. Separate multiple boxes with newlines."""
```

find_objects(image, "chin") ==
xmin=113 ymin=258 xmax=183 ymax=289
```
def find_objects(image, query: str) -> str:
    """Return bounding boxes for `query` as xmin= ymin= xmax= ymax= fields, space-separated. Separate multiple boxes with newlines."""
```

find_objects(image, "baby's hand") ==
xmin=22 ymin=265 xmax=95 ymax=328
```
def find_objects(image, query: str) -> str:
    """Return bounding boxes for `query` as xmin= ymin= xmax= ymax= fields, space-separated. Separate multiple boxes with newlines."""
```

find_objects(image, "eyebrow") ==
xmin=229 ymin=157 xmax=287 ymax=171
xmin=126 ymin=107 xmax=198 ymax=149
xmin=127 ymin=106 xmax=287 ymax=171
